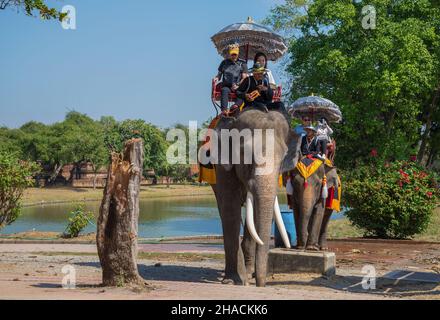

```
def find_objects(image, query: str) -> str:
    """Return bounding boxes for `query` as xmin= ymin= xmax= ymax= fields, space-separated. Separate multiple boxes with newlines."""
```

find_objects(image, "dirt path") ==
xmin=0 ymin=253 xmax=391 ymax=300
xmin=0 ymin=240 xmax=439 ymax=300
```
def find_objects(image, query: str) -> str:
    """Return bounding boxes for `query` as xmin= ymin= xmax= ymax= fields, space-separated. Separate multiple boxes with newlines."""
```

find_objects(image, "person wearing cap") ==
xmin=300 ymin=126 xmax=323 ymax=159
xmin=236 ymin=62 xmax=285 ymax=111
xmin=215 ymin=44 xmax=248 ymax=111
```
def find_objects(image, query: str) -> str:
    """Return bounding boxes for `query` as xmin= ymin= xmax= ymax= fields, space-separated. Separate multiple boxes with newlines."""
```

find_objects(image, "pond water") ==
xmin=1 ymin=196 xmax=346 ymax=238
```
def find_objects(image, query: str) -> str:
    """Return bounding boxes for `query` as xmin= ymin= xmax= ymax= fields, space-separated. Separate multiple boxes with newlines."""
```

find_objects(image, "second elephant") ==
xmin=289 ymin=162 xmax=339 ymax=251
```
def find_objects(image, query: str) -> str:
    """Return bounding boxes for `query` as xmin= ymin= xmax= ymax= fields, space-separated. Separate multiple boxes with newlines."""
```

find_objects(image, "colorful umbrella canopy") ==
xmin=288 ymin=96 xmax=343 ymax=123
xmin=211 ymin=17 xmax=288 ymax=61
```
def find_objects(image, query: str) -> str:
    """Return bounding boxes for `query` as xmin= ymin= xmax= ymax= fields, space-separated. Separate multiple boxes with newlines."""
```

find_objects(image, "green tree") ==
xmin=0 ymin=0 xmax=66 ymax=20
xmin=265 ymin=0 xmax=440 ymax=169
xmin=0 ymin=152 xmax=40 ymax=230
xmin=61 ymin=112 xmax=108 ymax=188
xmin=15 ymin=112 xmax=109 ymax=186
xmin=104 ymin=119 xmax=168 ymax=175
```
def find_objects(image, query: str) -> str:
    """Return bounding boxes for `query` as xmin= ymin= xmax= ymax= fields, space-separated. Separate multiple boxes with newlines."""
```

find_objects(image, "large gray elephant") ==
xmin=207 ymin=108 xmax=301 ymax=287
xmin=289 ymin=164 xmax=339 ymax=251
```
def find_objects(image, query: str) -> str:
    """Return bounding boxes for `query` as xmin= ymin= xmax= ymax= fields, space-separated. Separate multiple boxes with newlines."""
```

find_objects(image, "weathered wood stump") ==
xmin=97 ymin=138 xmax=144 ymax=286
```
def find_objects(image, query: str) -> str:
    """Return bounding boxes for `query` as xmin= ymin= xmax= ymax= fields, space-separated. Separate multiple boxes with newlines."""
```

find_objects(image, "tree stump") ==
xmin=97 ymin=138 xmax=144 ymax=286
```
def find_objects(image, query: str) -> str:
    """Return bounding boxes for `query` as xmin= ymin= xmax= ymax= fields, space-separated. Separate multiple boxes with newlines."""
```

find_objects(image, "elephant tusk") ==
xmin=274 ymin=196 xmax=291 ymax=249
xmin=246 ymin=192 xmax=264 ymax=246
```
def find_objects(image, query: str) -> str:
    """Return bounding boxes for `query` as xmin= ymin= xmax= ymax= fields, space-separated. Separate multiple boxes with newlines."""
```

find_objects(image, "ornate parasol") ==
xmin=288 ymin=96 xmax=343 ymax=123
xmin=211 ymin=17 xmax=288 ymax=61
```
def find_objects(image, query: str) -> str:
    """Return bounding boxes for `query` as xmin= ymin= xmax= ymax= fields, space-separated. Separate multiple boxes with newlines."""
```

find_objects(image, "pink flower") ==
xmin=370 ymin=149 xmax=378 ymax=157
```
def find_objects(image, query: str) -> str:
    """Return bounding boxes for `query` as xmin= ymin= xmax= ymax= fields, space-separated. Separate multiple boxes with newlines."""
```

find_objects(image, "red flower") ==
xmin=410 ymin=155 xmax=417 ymax=162
xmin=427 ymin=192 xmax=433 ymax=198
xmin=370 ymin=149 xmax=378 ymax=157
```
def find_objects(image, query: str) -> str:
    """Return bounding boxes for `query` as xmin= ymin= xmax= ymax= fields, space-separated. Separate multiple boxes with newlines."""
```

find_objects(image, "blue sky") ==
xmin=0 ymin=0 xmax=286 ymax=129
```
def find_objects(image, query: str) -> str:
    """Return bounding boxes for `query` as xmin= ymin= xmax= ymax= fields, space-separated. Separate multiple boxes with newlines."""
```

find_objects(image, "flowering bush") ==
xmin=343 ymin=161 xmax=439 ymax=239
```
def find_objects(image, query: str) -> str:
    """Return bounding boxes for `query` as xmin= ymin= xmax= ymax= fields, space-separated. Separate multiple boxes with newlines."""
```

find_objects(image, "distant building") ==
xmin=35 ymin=162 xmax=200 ymax=188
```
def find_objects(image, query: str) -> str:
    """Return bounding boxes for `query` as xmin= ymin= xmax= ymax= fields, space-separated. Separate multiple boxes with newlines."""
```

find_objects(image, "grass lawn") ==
xmin=23 ymin=184 xmax=214 ymax=205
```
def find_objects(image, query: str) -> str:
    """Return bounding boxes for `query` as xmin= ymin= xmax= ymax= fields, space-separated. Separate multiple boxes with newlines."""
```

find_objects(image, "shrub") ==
xmin=0 ymin=152 xmax=40 ymax=230
xmin=63 ymin=203 xmax=95 ymax=238
xmin=344 ymin=161 xmax=439 ymax=239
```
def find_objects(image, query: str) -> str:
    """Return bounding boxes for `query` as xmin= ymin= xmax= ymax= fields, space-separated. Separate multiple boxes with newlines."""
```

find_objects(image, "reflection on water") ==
xmin=1 ymin=196 xmax=345 ymax=238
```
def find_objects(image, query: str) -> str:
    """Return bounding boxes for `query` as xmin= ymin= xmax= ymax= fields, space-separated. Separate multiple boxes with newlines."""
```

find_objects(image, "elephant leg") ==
xmin=215 ymin=174 xmax=247 ymax=285
xmin=241 ymin=221 xmax=256 ymax=277
xmin=319 ymin=209 xmax=333 ymax=251
xmin=298 ymin=205 xmax=312 ymax=251
xmin=306 ymin=201 xmax=325 ymax=251
xmin=292 ymin=199 xmax=301 ymax=249
xmin=218 ymin=197 xmax=247 ymax=285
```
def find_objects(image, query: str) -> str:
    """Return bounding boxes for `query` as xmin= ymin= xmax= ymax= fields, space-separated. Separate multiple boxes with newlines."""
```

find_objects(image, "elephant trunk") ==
xmin=253 ymin=192 xmax=276 ymax=287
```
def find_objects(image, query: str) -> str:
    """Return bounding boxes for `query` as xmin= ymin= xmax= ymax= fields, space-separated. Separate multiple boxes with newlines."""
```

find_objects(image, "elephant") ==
xmin=206 ymin=107 xmax=302 ymax=287
xmin=289 ymin=163 xmax=339 ymax=251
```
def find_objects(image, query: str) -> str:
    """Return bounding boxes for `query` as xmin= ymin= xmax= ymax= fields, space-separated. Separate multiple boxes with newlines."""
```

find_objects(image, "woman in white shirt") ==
xmin=253 ymin=52 xmax=277 ymax=89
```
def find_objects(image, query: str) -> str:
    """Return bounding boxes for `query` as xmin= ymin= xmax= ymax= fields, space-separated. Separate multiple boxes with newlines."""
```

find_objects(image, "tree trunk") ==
xmin=93 ymin=173 xmax=97 ymax=189
xmin=96 ymin=138 xmax=144 ymax=287
xmin=48 ymin=163 xmax=63 ymax=184
xmin=418 ymin=84 xmax=440 ymax=165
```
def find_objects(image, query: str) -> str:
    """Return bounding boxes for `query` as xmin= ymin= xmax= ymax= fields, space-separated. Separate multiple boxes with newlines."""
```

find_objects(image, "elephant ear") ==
xmin=325 ymin=167 xmax=339 ymax=190
xmin=280 ymin=130 xmax=302 ymax=173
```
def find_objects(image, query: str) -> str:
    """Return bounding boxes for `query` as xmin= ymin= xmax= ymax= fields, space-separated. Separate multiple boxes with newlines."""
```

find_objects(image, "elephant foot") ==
xmin=256 ymin=277 xmax=267 ymax=288
xmin=245 ymin=266 xmax=255 ymax=278
xmin=221 ymin=278 xmax=235 ymax=285
xmin=221 ymin=274 xmax=247 ymax=286
xmin=306 ymin=245 xmax=320 ymax=252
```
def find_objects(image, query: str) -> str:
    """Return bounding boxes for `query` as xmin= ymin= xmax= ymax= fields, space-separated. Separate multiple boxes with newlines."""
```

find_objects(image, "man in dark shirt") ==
xmin=301 ymin=126 xmax=325 ymax=160
xmin=236 ymin=62 xmax=284 ymax=112
xmin=215 ymin=44 xmax=248 ymax=111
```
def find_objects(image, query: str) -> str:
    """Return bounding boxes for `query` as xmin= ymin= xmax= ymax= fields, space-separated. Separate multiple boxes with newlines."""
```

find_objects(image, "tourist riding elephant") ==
xmin=207 ymin=108 xmax=301 ymax=287
xmin=289 ymin=163 xmax=339 ymax=251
